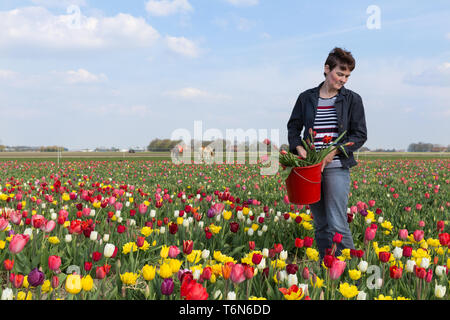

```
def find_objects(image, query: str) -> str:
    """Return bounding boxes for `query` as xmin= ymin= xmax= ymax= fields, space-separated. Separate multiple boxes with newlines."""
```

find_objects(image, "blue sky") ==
xmin=0 ymin=0 xmax=449 ymax=150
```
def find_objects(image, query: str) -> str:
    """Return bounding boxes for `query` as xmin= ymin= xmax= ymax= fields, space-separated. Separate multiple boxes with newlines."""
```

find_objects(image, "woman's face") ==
xmin=324 ymin=64 xmax=351 ymax=90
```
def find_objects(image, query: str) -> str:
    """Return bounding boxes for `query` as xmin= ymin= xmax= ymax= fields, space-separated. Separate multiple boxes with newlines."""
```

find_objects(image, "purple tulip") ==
xmin=207 ymin=208 xmax=216 ymax=218
xmin=28 ymin=268 xmax=45 ymax=287
xmin=359 ymin=209 xmax=368 ymax=217
xmin=161 ymin=278 xmax=174 ymax=296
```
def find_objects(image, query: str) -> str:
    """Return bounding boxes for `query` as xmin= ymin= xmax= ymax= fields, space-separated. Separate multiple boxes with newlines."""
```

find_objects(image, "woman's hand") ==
xmin=321 ymin=149 xmax=339 ymax=172
xmin=296 ymin=146 xmax=307 ymax=159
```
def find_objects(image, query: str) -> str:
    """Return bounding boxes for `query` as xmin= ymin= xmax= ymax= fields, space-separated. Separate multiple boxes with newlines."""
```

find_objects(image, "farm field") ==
xmin=0 ymin=156 xmax=448 ymax=300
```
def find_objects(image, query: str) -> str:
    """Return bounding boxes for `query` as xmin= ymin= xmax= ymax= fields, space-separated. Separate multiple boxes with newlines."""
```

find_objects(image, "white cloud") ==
xmin=65 ymin=69 xmax=108 ymax=84
xmin=0 ymin=7 xmax=160 ymax=50
xmin=403 ymin=61 xmax=450 ymax=87
xmin=164 ymin=87 xmax=231 ymax=100
xmin=0 ymin=70 xmax=18 ymax=79
xmin=224 ymin=0 xmax=259 ymax=7
xmin=145 ymin=0 xmax=193 ymax=16
xmin=92 ymin=104 xmax=153 ymax=116
xmin=30 ymin=0 xmax=87 ymax=8
xmin=236 ymin=17 xmax=255 ymax=31
xmin=165 ymin=36 xmax=200 ymax=57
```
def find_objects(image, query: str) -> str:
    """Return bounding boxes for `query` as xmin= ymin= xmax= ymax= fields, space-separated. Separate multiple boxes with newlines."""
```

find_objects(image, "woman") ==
xmin=287 ymin=47 xmax=367 ymax=259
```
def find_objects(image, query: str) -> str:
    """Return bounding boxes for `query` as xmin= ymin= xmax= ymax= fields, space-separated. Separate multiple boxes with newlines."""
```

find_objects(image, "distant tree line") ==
xmin=407 ymin=142 xmax=449 ymax=152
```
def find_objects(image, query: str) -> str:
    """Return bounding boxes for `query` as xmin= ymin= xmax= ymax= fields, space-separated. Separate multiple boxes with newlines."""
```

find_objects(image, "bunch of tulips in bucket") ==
xmin=279 ymin=129 xmax=354 ymax=169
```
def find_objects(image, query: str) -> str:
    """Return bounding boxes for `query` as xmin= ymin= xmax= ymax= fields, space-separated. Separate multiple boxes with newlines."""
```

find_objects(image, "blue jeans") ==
xmin=309 ymin=167 xmax=354 ymax=259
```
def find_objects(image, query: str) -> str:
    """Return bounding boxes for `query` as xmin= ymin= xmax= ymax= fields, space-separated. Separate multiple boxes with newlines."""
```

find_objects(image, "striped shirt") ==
xmin=313 ymin=96 xmax=342 ymax=168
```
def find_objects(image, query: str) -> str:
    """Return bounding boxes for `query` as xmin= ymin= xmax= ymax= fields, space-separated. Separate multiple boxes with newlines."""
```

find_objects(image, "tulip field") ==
xmin=0 ymin=157 xmax=448 ymax=301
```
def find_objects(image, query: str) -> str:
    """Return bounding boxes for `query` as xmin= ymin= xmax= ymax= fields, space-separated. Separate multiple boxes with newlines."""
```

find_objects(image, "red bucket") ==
xmin=285 ymin=162 xmax=322 ymax=205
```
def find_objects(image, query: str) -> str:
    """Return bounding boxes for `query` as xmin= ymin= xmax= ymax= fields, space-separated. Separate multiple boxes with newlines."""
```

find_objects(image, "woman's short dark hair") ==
xmin=324 ymin=47 xmax=355 ymax=77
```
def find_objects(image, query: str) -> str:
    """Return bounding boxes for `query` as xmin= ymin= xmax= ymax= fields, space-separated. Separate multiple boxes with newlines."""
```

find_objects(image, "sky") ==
xmin=0 ymin=0 xmax=449 ymax=151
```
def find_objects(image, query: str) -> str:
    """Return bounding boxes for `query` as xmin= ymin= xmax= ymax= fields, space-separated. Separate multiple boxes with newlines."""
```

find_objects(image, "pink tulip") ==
xmin=114 ymin=202 xmax=123 ymax=211
xmin=368 ymin=200 xmax=376 ymax=207
xmin=168 ymin=245 xmax=180 ymax=258
xmin=364 ymin=226 xmax=376 ymax=242
xmin=138 ymin=203 xmax=148 ymax=215
xmin=82 ymin=207 xmax=91 ymax=217
xmin=15 ymin=193 xmax=23 ymax=201
xmin=230 ymin=264 xmax=246 ymax=284
xmin=283 ymin=195 xmax=290 ymax=205
xmin=415 ymin=203 xmax=422 ymax=211
xmin=9 ymin=234 xmax=30 ymax=254
xmin=108 ymin=197 xmax=116 ymax=205
xmin=31 ymin=215 xmax=46 ymax=229
xmin=0 ymin=217 xmax=8 ymax=231
xmin=398 ymin=229 xmax=409 ymax=240
xmin=48 ymin=255 xmax=61 ymax=271
xmin=10 ymin=210 xmax=22 ymax=225
xmin=418 ymin=220 xmax=425 ymax=228
xmin=42 ymin=220 xmax=56 ymax=232
xmin=413 ymin=230 xmax=424 ymax=242
xmin=350 ymin=206 xmax=358 ymax=214
xmin=328 ymin=259 xmax=346 ymax=280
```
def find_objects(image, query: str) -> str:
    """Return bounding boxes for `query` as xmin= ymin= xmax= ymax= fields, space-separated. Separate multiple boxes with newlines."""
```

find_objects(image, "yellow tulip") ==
xmin=339 ymin=282 xmax=359 ymax=299
xmin=120 ymin=272 xmax=139 ymax=285
xmin=65 ymin=274 xmax=82 ymax=295
xmin=160 ymin=245 xmax=170 ymax=259
xmin=142 ymin=265 xmax=156 ymax=281
xmin=81 ymin=275 xmax=94 ymax=291
xmin=159 ymin=263 xmax=173 ymax=279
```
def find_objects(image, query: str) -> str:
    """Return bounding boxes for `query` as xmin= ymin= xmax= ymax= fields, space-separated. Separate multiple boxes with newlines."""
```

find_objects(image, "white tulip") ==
xmin=193 ymin=269 xmax=201 ymax=280
xmin=227 ymin=291 xmax=236 ymax=300
xmin=393 ymin=247 xmax=403 ymax=260
xmin=377 ymin=217 xmax=384 ymax=223
xmin=115 ymin=210 xmax=121 ymax=218
xmin=420 ymin=257 xmax=430 ymax=269
xmin=406 ymin=260 xmax=416 ymax=273
xmin=257 ymin=258 xmax=266 ymax=270
xmin=198 ymin=221 xmax=204 ymax=229
xmin=104 ymin=243 xmax=116 ymax=258
xmin=90 ymin=209 xmax=96 ymax=217
xmin=196 ymin=194 xmax=200 ymax=199
xmin=357 ymin=291 xmax=367 ymax=300
xmin=90 ymin=231 xmax=98 ymax=241
xmin=216 ymin=214 xmax=221 ymax=222
xmin=117 ymin=217 xmax=123 ymax=223
xmin=183 ymin=219 xmax=189 ymax=228
xmin=174 ymin=210 xmax=179 ymax=217
xmin=150 ymin=210 xmax=156 ymax=218
xmin=274 ymin=216 xmax=279 ymax=223
xmin=103 ymin=234 xmax=110 ymax=242
xmin=125 ymin=201 xmax=130 ymax=207
xmin=65 ymin=234 xmax=72 ymax=243
xmin=262 ymin=248 xmax=269 ymax=258
xmin=287 ymin=274 xmax=298 ymax=287
xmin=276 ymin=211 xmax=281 ymax=217
xmin=51 ymin=212 xmax=57 ymax=220
xmin=280 ymin=250 xmax=288 ymax=260
xmin=247 ymin=228 xmax=254 ymax=236
xmin=129 ymin=219 xmax=136 ymax=226
xmin=41 ymin=203 xmax=46 ymax=209
xmin=202 ymin=249 xmax=210 ymax=260
xmin=1 ymin=288 xmax=13 ymax=300
xmin=435 ymin=284 xmax=446 ymax=298
xmin=24 ymin=228 xmax=33 ymax=239
xmin=257 ymin=230 xmax=263 ymax=237
xmin=278 ymin=270 xmax=287 ymax=282
xmin=435 ymin=265 xmax=446 ymax=277
xmin=298 ymin=283 xmax=309 ymax=296
xmin=365 ymin=218 xmax=372 ymax=224
xmin=358 ymin=261 xmax=368 ymax=273
xmin=160 ymin=227 xmax=165 ymax=234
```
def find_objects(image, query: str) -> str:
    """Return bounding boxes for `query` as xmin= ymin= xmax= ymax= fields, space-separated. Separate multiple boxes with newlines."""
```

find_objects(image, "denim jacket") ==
xmin=287 ymin=82 xmax=367 ymax=168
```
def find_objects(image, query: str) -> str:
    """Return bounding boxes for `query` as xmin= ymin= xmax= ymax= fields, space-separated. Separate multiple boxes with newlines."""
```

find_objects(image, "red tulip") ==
xmin=402 ymin=246 xmax=412 ymax=257
xmin=303 ymin=237 xmax=314 ymax=247
xmin=180 ymin=279 xmax=208 ymax=300
xmin=364 ymin=226 xmax=376 ymax=242
xmin=11 ymin=273 xmax=24 ymax=288
xmin=96 ymin=266 xmax=106 ymax=279
xmin=295 ymin=238 xmax=304 ymax=248
xmin=252 ymin=253 xmax=263 ymax=265
xmin=92 ymin=251 xmax=102 ymax=262
xmin=415 ymin=267 xmax=426 ymax=279
xmin=438 ymin=233 xmax=450 ymax=246
xmin=3 ymin=259 xmax=14 ymax=271
xmin=48 ymin=255 xmax=61 ymax=271
xmin=183 ymin=240 xmax=193 ymax=255
xmin=249 ymin=241 xmax=256 ymax=251
xmin=378 ymin=251 xmax=391 ymax=263
xmin=389 ymin=265 xmax=402 ymax=279
xmin=332 ymin=232 xmax=343 ymax=244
